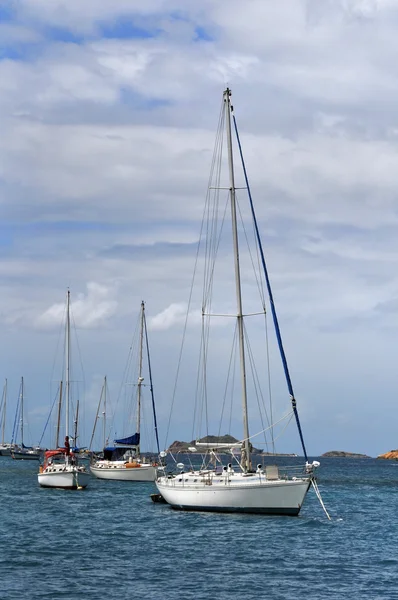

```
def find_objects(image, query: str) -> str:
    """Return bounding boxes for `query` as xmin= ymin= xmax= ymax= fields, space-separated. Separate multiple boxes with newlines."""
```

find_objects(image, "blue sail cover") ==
xmin=114 ymin=433 xmax=140 ymax=446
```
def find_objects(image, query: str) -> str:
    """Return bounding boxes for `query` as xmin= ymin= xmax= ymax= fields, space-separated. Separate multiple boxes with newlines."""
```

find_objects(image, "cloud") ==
xmin=2 ymin=0 xmax=398 ymax=455
xmin=0 ymin=22 xmax=42 ymax=45
xmin=149 ymin=303 xmax=190 ymax=331
xmin=14 ymin=0 xmax=175 ymax=35
xmin=35 ymin=282 xmax=118 ymax=330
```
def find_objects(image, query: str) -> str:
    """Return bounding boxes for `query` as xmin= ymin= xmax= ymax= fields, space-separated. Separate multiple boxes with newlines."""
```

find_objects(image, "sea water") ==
xmin=1 ymin=456 xmax=397 ymax=600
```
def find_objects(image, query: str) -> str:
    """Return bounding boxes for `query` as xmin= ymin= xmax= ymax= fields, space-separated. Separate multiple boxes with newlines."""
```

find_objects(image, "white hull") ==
xmin=91 ymin=461 xmax=156 ymax=482
xmin=38 ymin=465 xmax=90 ymax=489
xmin=156 ymin=472 xmax=311 ymax=515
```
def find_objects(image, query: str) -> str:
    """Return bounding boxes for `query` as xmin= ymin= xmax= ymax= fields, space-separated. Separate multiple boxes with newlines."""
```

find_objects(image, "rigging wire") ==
xmin=271 ymin=413 xmax=294 ymax=444
xmin=163 ymin=95 xmax=226 ymax=449
xmin=11 ymin=382 xmax=21 ymax=446
xmin=232 ymin=114 xmax=308 ymax=461
xmin=89 ymin=378 xmax=106 ymax=451
xmin=217 ymin=323 xmax=238 ymax=440
xmin=228 ymin=341 xmax=237 ymax=441
xmin=264 ymin=314 xmax=275 ymax=452
xmin=108 ymin=312 xmax=140 ymax=440
xmin=235 ymin=192 xmax=276 ymax=451
xmin=69 ymin=307 xmax=86 ymax=445
xmin=143 ymin=307 xmax=160 ymax=455
xmin=199 ymin=111 xmax=226 ymax=442
xmin=243 ymin=324 xmax=271 ymax=453
xmin=235 ymin=192 xmax=267 ymax=309
xmin=239 ymin=409 xmax=294 ymax=445
xmin=196 ymin=193 xmax=230 ymax=442
xmin=38 ymin=383 xmax=62 ymax=447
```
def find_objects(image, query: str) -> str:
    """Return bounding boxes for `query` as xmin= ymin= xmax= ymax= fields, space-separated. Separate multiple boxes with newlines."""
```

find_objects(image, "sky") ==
xmin=1 ymin=0 xmax=398 ymax=457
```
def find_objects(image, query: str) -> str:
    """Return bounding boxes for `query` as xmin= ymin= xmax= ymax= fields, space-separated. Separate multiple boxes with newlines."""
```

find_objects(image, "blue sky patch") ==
xmin=119 ymin=87 xmax=171 ymax=109
xmin=99 ymin=18 xmax=161 ymax=40
xmin=0 ymin=2 xmax=14 ymax=22
xmin=100 ymin=241 xmax=197 ymax=260
xmin=42 ymin=26 xmax=87 ymax=45
xmin=0 ymin=46 xmax=26 ymax=60
xmin=194 ymin=26 xmax=214 ymax=42
xmin=33 ymin=220 xmax=116 ymax=234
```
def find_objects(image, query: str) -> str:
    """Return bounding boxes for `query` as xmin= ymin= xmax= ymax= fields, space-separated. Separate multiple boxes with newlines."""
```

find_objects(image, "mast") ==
xmin=11 ymin=384 xmax=20 ymax=447
xmin=224 ymin=88 xmax=251 ymax=472
xmin=136 ymin=301 xmax=145 ymax=457
xmin=1 ymin=379 xmax=7 ymax=445
xmin=20 ymin=376 xmax=24 ymax=447
xmin=103 ymin=376 xmax=107 ymax=448
xmin=56 ymin=380 xmax=63 ymax=448
xmin=65 ymin=290 xmax=71 ymax=439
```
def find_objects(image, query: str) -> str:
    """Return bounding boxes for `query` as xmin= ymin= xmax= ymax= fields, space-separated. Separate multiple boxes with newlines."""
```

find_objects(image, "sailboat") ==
xmin=0 ymin=379 xmax=13 ymax=456
xmin=11 ymin=377 xmax=42 ymax=460
xmin=156 ymin=88 xmax=320 ymax=515
xmin=90 ymin=301 xmax=160 ymax=482
xmin=38 ymin=290 xmax=90 ymax=489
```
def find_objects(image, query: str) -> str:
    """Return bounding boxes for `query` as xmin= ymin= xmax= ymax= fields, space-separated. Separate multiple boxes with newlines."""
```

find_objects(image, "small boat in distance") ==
xmin=0 ymin=444 xmax=14 ymax=456
xmin=11 ymin=377 xmax=42 ymax=460
xmin=38 ymin=290 xmax=90 ymax=489
xmin=0 ymin=379 xmax=14 ymax=456
xmin=90 ymin=302 xmax=160 ymax=482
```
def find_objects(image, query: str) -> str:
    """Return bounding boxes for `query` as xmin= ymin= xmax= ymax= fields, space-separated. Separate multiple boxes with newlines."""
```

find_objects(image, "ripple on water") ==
xmin=1 ymin=457 xmax=398 ymax=599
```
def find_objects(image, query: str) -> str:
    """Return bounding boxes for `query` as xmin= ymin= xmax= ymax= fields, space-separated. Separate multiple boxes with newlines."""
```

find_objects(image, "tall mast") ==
xmin=65 ymin=290 xmax=71 ymax=439
xmin=103 ymin=376 xmax=107 ymax=448
xmin=20 ymin=376 xmax=24 ymax=447
xmin=136 ymin=301 xmax=145 ymax=457
xmin=224 ymin=88 xmax=251 ymax=471
xmin=1 ymin=379 xmax=7 ymax=445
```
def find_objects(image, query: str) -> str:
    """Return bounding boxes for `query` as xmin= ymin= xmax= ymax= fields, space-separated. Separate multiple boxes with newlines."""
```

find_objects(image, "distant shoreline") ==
xmin=377 ymin=450 xmax=398 ymax=460
xmin=321 ymin=451 xmax=371 ymax=458
xmin=165 ymin=441 xmax=381 ymax=459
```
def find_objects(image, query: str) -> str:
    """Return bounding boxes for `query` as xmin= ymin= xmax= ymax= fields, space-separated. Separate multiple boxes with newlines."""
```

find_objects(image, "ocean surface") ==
xmin=1 ymin=456 xmax=398 ymax=600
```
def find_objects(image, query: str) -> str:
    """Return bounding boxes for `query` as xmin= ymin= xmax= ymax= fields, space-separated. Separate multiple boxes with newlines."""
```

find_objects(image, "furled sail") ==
xmin=114 ymin=433 xmax=140 ymax=446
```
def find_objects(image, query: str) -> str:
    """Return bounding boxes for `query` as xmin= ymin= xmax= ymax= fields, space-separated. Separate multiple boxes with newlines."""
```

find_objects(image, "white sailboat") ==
xmin=90 ymin=301 xmax=160 ymax=482
xmin=156 ymin=88 xmax=320 ymax=515
xmin=38 ymin=290 xmax=90 ymax=489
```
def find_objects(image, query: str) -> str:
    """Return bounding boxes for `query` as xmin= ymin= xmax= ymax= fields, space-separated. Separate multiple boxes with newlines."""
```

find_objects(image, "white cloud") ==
xmin=149 ymin=303 xmax=190 ymax=331
xmin=0 ymin=23 xmax=42 ymax=44
xmin=16 ymin=0 xmax=175 ymax=34
xmin=35 ymin=282 xmax=118 ymax=330
xmin=2 ymin=0 xmax=398 ymax=455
